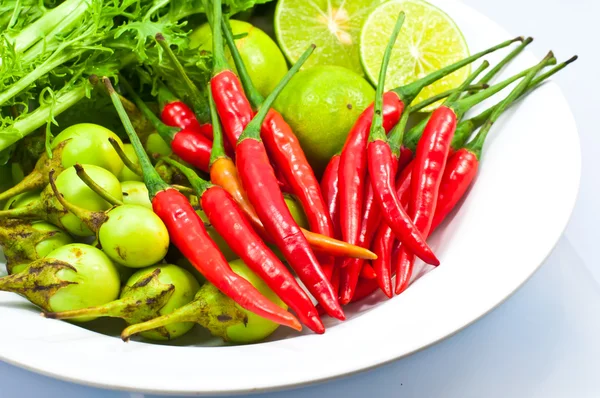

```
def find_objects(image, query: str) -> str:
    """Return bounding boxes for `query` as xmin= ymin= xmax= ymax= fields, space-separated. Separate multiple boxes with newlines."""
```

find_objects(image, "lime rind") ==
xmin=360 ymin=0 xmax=470 ymax=111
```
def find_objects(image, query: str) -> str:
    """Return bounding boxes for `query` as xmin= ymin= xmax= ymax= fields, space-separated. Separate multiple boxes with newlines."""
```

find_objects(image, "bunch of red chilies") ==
xmin=103 ymin=3 xmax=576 ymax=334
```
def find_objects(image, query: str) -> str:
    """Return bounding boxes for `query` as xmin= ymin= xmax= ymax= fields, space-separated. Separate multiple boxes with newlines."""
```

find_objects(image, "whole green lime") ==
xmin=274 ymin=65 xmax=375 ymax=176
xmin=190 ymin=20 xmax=288 ymax=98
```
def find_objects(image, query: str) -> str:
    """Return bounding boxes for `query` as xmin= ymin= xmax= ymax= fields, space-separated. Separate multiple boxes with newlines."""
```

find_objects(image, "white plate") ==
xmin=0 ymin=0 xmax=581 ymax=395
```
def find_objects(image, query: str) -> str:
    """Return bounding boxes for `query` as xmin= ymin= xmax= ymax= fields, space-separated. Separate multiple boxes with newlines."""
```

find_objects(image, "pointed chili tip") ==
xmin=155 ymin=32 xmax=165 ymax=41
xmin=309 ymin=316 xmax=326 ymax=334
xmin=566 ymin=55 xmax=579 ymax=64
xmin=333 ymin=307 xmax=346 ymax=321
xmin=289 ymin=316 xmax=303 ymax=332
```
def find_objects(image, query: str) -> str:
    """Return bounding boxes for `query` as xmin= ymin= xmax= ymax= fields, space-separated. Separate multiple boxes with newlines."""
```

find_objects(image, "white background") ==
xmin=1 ymin=0 xmax=599 ymax=397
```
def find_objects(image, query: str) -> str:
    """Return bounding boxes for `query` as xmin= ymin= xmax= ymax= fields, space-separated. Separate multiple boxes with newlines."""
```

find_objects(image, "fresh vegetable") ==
xmin=121 ymin=282 xmax=247 ymax=342
xmin=49 ymin=166 xmax=170 ymax=268
xmin=337 ymin=37 xmax=520 ymax=254
xmin=121 ymin=181 xmax=152 ymax=209
xmin=162 ymin=156 xmax=325 ymax=333
xmin=430 ymin=55 xmax=578 ymax=235
xmin=0 ymin=219 xmax=73 ymax=275
xmin=104 ymin=75 xmax=302 ymax=332
xmin=119 ymin=77 xmax=213 ymax=174
xmin=0 ymin=124 xmax=124 ymax=203
xmin=3 ymin=190 xmax=40 ymax=210
xmin=116 ymin=144 xmax=143 ymax=182
xmin=158 ymin=83 xmax=213 ymax=140
xmin=234 ymin=44 xmax=345 ymax=321
xmin=0 ymin=164 xmax=123 ymax=237
xmin=366 ymin=12 xmax=436 ymax=264
xmin=222 ymin=17 xmax=336 ymax=280
xmin=394 ymin=53 xmax=556 ymax=294
xmin=0 ymin=243 xmax=120 ymax=321
xmin=191 ymin=19 xmax=288 ymax=99
xmin=44 ymin=265 xmax=200 ymax=340
xmin=273 ymin=66 xmax=375 ymax=175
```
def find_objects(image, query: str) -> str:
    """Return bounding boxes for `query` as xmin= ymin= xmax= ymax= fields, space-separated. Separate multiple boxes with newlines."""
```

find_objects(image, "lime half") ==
xmin=360 ymin=0 xmax=470 ymax=110
xmin=274 ymin=0 xmax=386 ymax=75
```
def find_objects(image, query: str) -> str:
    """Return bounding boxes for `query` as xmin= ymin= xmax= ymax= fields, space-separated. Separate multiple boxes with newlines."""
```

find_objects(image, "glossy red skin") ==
xmin=339 ymin=158 xmax=394 ymax=304
xmin=350 ymin=278 xmax=380 ymax=303
xmin=320 ymin=153 xmax=341 ymax=238
xmin=211 ymin=70 xmax=254 ymax=149
xmin=262 ymin=109 xmax=336 ymax=280
xmin=236 ymin=138 xmax=344 ymax=321
xmin=373 ymin=162 xmax=413 ymax=297
xmin=368 ymin=140 xmax=438 ymax=266
xmin=338 ymin=92 xmax=404 ymax=247
xmin=360 ymin=263 xmax=376 ymax=279
xmin=430 ymin=148 xmax=478 ymax=233
xmin=161 ymin=101 xmax=202 ymax=131
xmin=171 ymin=128 xmax=212 ymax=173
xmin=152 ymin=188 xmax=301 ymax=331
xmin=397 ymin=146 xmax=414 ymax=172
xmin=202 ymin=185 xmax=324 ymax=334
xmin=395 ymin=106 xmax=457 ymax=294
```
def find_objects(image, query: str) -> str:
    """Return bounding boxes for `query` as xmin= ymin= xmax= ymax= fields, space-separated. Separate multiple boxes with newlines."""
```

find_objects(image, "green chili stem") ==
xmin=74 ymin=164 xmax=123 ymax=206
xmin=103 ymin=77 xmax=170 ymax=199
xmin=466 ymin=52 xmax=556 ymax=158
xmin=155 ymin=33 xmax=210 ymax=124
xmin=389 ymin=110 xmax=410 ymax=156
xmin=238 ymin=44 xmax=316 ymax=142
xmin=393 ymin=36 xmax=523 ymax=104
xmin=206 ymin=0 xmax=229 ymax=74
xmin=461 ymin=54 xmax=579 ymax=136
xmin=157 ymin=81 xmax=179 ymax=109
xmin=477 ymin=37 xmax=534 ymax=87
xmin=445 ymin=61 xmax=489 ymax=104
xmin=160 ymin=157 xmax=212 ymax=196
xmin=451 ymin=55 xmax=557 ymax=118
xmin=407 ymin=84 xmax=488 ymax=114
xmin=108 ymin=138 xmax=142 ymax=177
xmin=116 ymin=76 xmax=177 ymax=144
xmin=221 ymin=16 xmax=264 ymax=109
xmin=369 ymin=12 xmax=405 ymax=142
xmin=48 ymin=170 xmax=106 ymax=232
xmin=208 ymin=88 xmax=227 ymax=166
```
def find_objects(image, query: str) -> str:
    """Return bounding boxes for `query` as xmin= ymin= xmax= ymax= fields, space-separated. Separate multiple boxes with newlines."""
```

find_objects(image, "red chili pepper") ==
xmin=162 ymin=156 xmax=324 ymax=334
xmin=365 ymin=13 xmax=438 ymax=268
xmin=338 ymin=37 xmax=522 ymax=251
xmin=372 ymin=162 xmax=413 ymax=297
xmin=395 ymin=52 xmax=557 ymax=294
xmin=157 ymin=83 xmax=214 ymax=140
xmin=221 ymin=18 xmax=336 ymax=280
xmin=204 ymin=3 xmax=254 ymax=150
xmin=235 ymin=45 xmax=344 ymax=320
xmin=360 ymin=263 xmax=377 ymax=279
xmin=104 ymin=77 xmax=301 ymax=332
xmin=320 ymin=153 xmax=342 ymax=239
xmin=431 ymin=54 xmax=575 ymax=234
xmin=119 ymin=78 xmax=212 ymax=173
